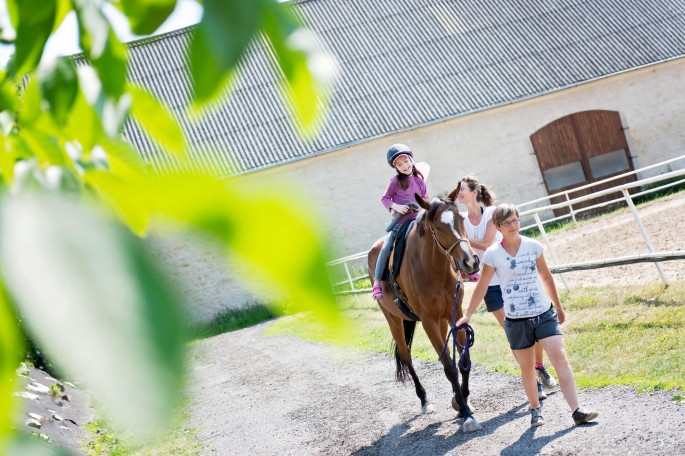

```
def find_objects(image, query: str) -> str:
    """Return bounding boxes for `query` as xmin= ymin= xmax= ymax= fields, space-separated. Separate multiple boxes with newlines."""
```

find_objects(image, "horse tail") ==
xmin=394 ymin=319 xmax=417 ymax=383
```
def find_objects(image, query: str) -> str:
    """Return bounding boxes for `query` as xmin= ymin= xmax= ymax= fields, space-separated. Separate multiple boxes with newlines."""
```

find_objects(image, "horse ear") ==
xmin=447 ymin=186 xmax=459 ymax=203
xmin=416 ymin=193 xmax=430 ymax=210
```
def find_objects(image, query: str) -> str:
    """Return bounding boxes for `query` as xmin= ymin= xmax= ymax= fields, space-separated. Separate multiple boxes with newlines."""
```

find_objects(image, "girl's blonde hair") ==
xmin=492 ymin=203 xmax=519 ymax=226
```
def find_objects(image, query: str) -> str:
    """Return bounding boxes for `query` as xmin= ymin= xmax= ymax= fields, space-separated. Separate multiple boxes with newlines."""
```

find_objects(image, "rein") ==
xmin=438 ymin=280 xmax=475 ymax=371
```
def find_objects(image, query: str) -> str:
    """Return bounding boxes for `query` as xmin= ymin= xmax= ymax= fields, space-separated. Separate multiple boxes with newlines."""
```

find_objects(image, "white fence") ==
xmin=327 ymin=155 xmax=685 ymax=294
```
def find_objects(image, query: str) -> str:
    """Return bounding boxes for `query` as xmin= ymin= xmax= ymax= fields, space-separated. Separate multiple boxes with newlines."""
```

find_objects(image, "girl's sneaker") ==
xmin=537 ymin=381 xmax=548 ymax=400
xmin=531 ymin=407 xmax=544 ymax=427
xmin=536 ymin=365 xmax=558 ymax=388
xmin=372 ymin=284 xmax=383 ymax=300
xmin=572 ymin=407 xmax=599 ymax=425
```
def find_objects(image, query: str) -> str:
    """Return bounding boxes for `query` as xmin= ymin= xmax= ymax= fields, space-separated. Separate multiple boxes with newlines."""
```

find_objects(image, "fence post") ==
xmin=343 ymin=262 xmax=355 ymax=292
xmin=564 ymin=192 xmax=578 ymax=225
xmin=534 ymin=213 xmax=571 ymax=291
xmin=621 ymin=189 xmax=669 ymax=286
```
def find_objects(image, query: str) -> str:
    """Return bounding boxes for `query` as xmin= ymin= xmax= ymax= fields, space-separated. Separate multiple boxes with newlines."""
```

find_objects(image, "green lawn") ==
xmin=267 ymin=280 xmax=685 ymax=398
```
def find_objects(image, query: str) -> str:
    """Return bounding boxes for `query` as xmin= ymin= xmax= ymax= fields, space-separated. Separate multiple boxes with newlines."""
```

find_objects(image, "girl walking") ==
xmin=456 ymin=203 xmax=598 ymax=428
xmin=457 ymin=177 xmax=557 ymax=398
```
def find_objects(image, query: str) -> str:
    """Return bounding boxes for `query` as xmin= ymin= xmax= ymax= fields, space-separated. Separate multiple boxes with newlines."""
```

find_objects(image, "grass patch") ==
xmin=268 ymin=280 xmax=685 ymax=395
xmin=83 ymin=398 xmax=205 ymax=456
xmin=190 ymin=304 xmax=277 ymax=340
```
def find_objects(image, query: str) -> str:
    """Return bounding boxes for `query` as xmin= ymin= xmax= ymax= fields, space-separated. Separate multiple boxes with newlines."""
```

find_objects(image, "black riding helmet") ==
xmin=387 ymin=144 xmax=413 ymax=167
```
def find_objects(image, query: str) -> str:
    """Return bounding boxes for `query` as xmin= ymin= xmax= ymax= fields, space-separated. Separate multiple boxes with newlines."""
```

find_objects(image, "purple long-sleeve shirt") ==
xmin=381 ymin=174 xmax=428 ymax=225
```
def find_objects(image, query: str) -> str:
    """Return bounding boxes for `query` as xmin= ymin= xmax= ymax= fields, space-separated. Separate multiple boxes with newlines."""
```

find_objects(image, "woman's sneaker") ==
xmin=536 ymin=365 xmax=558 ymax=388
xmin=572 ymin=407 xmax=599 ymax=425
xmin=537 ymin=381 xmax=547 ymax=400
xmin=531 ymin=407 xmax=544 ymax=427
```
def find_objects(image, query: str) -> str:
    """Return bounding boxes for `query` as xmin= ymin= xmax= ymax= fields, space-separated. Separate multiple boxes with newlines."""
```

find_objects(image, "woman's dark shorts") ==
xmin=484 ymin=285 xmax=504 ymax=312
xmin=503 ymin=306 xmax=562 ymax=350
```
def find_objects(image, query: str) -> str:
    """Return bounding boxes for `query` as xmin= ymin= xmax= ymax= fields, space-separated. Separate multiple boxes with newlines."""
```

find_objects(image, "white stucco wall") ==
xmin=155 ymin=58 xmax=685 ymax=322
xmin=145 ymin=231 xmax=265 ymax=324
xmin=260 ymin=58 xmax=685 ymax=256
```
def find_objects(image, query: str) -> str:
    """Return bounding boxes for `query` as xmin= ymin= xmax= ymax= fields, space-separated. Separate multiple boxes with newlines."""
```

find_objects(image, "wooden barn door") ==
xmin=530 ymin=110 xmax=636 ymax=217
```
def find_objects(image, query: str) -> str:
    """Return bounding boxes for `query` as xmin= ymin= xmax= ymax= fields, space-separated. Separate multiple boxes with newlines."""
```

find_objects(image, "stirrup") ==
xmin=372 ymin=284 xmax=383 ymax=300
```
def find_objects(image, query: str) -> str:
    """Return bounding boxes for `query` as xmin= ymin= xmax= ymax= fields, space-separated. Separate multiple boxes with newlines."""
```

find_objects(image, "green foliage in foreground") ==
xmin=268 ymin=280 xmax=685 ymax=399
xmin=83 ymin=399 xmax=205 ymax=456
xmin=1 ymin=0 xmax=341 ymax=453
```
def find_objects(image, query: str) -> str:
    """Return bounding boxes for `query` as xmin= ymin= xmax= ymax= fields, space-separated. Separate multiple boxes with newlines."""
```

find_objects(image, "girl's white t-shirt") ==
xmin=482 ymin=236 xmax=551 ymax=319
xmin=463 ymin=205 xmax=502 ymax=286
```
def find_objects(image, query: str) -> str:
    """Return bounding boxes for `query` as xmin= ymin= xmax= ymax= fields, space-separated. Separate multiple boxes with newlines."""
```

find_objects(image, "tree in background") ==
xmin=0 ymin=0 xmax=339 ymax=453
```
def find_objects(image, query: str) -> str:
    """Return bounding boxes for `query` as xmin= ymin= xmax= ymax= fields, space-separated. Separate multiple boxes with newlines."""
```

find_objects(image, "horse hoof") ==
xmin=461 ymin=417 xmax=482 ymax=433
xmin=422 ymin=403 xmax=435 ymax=414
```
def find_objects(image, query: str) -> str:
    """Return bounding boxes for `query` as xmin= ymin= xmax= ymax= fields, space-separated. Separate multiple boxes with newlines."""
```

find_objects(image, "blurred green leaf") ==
xmin=261 ymin=4 xmax=338 ymax=135
xmin=0 ymin=77 xmax=18 ymax=113
xmin=21 ymin=127 xmax=65 ymax=167
xmin=85 ymin=168 xmax=151 ymax=236
xmin=119 ymin=0 xmax=178 ymax=35
xmin=1 ymin=195 xmax=187 ymax=436
xmin=190 ymin=0 xmax=261 ymax=105
xmin=53 ymin=0 xmax=73 ymax=33
xmin=6 ymin=0 xmax=56 ymax=78
xmin=0 ymin=141 xmax=15 ymax=184
xmin=128 ymin=84 xmax=186 ymax=159
xmin=17 ymin=78 xmax=42 ymax=127
xmin=4 ymin=0 xmax=19 ymax=30
xmin=66 ymin=69 xmax=107 ymax=150
xmin=73 ymin=0 xmax=128 ymax=99
xmin=138 ymin=174 xmax=340 ymax=323
xmin=0 ymin=283 xmax=22 ymax=442
xmin=38 ymin=58 xmax=79 ymax=125
xmin=97 ymin=137 xmax=148 ymax=179
xmin=3 ymin=435 xmax=71 ymax=455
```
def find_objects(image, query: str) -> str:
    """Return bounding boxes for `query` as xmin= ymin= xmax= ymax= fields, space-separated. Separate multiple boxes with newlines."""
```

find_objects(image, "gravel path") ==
xmin=188 ymin=193 xmax=685 ymax=455
xmin=188 ymin=323 xmax=684 ymax=455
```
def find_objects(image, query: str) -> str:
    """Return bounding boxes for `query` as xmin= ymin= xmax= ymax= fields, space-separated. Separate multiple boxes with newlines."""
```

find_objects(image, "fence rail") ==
xmin=327 ymin=155 xmax=685 ymax=294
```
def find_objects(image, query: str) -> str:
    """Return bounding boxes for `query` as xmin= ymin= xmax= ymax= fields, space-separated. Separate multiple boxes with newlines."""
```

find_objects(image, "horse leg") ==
xmin=379 ymin=307 xmax=434 ymax=413
xmin=422 ymin=319 xmax=482 ymax=433
xmin=454 ymin=327 xmax=474 ymax=415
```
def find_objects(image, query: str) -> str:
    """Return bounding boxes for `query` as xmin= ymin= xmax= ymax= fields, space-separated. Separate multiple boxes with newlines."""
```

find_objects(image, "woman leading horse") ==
xmin=367 ymin=185 xmax=483 ymax=433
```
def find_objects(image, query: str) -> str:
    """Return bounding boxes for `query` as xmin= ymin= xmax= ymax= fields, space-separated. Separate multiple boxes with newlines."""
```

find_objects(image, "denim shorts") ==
xmin=503 ymin=306 xmax=562 ymax=350
xmin=484 ymin=285 xmax=504 ymax=312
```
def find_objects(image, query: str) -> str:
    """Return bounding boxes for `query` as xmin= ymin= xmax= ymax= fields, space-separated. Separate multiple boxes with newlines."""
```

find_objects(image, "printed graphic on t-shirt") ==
xmin=503 ymin=251 xmax=540 ymax=317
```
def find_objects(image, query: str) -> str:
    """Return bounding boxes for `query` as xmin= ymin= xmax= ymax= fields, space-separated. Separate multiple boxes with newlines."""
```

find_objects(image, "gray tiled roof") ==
xmin=94 ymin=0 xmax=685 ymax=176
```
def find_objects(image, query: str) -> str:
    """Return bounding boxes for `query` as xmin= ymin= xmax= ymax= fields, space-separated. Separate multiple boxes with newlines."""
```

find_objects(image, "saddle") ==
xmin=382 ymin=221 xmax=421 ymax=321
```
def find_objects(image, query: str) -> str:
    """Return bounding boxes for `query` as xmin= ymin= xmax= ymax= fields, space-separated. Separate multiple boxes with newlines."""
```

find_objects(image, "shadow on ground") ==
xmin=351 ymin=401 xmax=577 ymax=455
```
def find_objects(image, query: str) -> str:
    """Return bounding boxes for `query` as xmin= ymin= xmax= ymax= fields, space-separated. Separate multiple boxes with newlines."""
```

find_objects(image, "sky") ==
xmin=0 ymin=0 xmax=203 ymax=66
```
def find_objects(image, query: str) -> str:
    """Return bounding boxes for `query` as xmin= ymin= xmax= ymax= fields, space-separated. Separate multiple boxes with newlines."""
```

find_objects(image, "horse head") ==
xmin=415 ymin=188 xmax=480 ymax=276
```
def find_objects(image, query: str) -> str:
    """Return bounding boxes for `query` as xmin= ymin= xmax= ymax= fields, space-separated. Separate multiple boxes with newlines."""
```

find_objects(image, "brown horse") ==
xmin=367 ymin=186 xmax=483 ymax=433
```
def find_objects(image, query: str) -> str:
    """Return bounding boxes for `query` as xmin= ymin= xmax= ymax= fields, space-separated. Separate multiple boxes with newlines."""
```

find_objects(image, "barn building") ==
xmin=99 ymin=0 xmax=685 ymax=320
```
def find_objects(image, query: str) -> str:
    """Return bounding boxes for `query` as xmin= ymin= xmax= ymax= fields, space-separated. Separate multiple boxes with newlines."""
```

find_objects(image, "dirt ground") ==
xmin=187 ymin=193 xmax=685 ymax=456
xmin=542 ymin=192 xmax=684 ymax=288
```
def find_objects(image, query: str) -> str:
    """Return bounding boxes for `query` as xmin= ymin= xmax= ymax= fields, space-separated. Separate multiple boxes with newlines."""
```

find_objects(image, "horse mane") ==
xmin=416 ymin=196 xmax=455 ymax=237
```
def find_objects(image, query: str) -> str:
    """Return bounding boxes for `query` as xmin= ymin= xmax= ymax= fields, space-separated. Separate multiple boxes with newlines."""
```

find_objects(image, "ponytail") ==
xmin=459 ymin=175 xmax=496 ymax=207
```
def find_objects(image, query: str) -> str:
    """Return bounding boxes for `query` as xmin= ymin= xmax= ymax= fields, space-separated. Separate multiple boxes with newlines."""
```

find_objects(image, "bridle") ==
xmin=427 ymin=206 xmax=472 ymax=274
